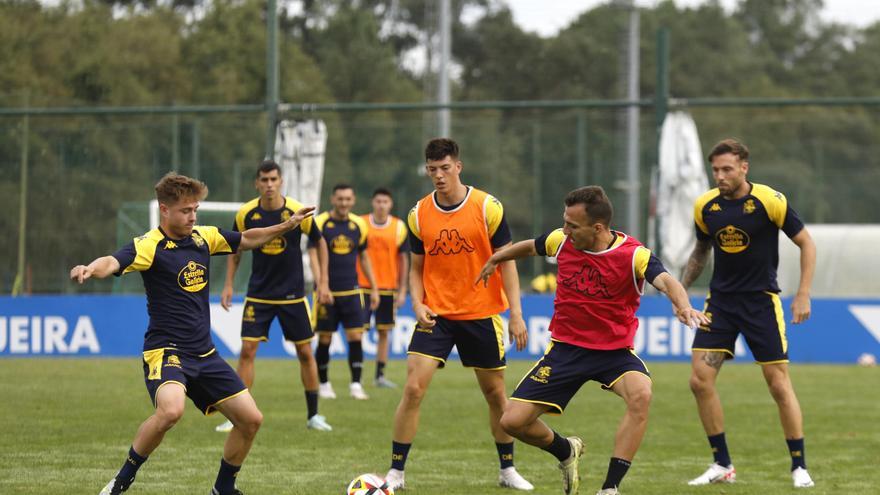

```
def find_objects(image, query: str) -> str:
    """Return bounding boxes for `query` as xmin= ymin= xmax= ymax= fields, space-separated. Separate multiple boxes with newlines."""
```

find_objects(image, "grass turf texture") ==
xmin=0 ymin=358 xmax=875 ymax=494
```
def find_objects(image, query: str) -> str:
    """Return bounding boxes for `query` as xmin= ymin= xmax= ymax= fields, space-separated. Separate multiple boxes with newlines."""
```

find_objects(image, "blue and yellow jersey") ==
xmin=310 ymin=211 xmax=368 ymax=293
xmin=234 ymin=197 xmax=321 ymax=302
xmin=535 ymin=229 xmax=666 ymax=283
xmin=693 ymin=182 xmax=804 ymax=293
xmin=112 ymin=226 xmax=241 ymax=355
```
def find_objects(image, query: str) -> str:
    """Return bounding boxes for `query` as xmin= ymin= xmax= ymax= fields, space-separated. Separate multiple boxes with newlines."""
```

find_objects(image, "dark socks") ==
xmin=316 ymin=341 xmax=330 ymax=383
xmin=305 ymin=390 xmax=318 ymax=419
xmin=787 ymin=438 xmax=807 ymax=470
xmin=348 ymin=340 xmax=363 ymax=383
xmin=496 ymin=442 xmax=515 ymax=469
xmin=376 ymin=360 xmax=386 ymax=379
xmin=391 ymin=441 xmax=411 ymax=471
xmin=213 ymin=458 xmax=241 ymax=495
xmin=115 ymin=446 xmax=147 ymax=489
xmin=708 ymin=432 xmax=732 ymax=467
xmin=541 ymin=431 xmax=572 ymax=462
xmin=602 ymin=457 xmax=631 ymax=490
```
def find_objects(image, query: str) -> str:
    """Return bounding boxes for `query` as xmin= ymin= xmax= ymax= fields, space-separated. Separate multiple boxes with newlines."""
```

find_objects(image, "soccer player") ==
xmin=384 ymin=138 xmax=533 ymax=491
xmin=682 ymin=138 xmax=817 ymax=488
xmin=357 ymin=187 xmax=410 ymax=388
xmin=214 ymin=160 xmax=333 ymax=433
xmin=312 ymin=183 xmax=381 ymax=400
xmin=477 ymin=186 xmax=708 ymax=495
xmin=70 ymin=172 xmax=314 ymax=495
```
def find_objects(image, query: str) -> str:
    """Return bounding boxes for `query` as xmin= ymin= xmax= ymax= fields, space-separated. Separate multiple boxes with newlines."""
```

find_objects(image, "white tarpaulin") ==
xmin=657 ymin=112 xmax=709 ymax=276
xmin=274 ymin=119 xmax=327 ymax=210
xmin=274 ymin=119 xmax=328 ymax=284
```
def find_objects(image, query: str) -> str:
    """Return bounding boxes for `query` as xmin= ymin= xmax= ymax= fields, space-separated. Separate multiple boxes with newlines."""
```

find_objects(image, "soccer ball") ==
xmin=346 ymin=473 xmax=394 ymax=495
xmin=857 ymin=353 xmax=877 ymax=367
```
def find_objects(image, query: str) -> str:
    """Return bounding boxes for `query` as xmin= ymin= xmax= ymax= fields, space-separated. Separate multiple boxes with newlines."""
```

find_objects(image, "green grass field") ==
xmin=0 ymin=358 xmax=876 ymax=494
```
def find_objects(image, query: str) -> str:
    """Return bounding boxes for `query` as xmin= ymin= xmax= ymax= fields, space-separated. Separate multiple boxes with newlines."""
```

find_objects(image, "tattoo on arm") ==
xmin=702 ymin=351 xmax=725 ymax=370
xmin=681 ymin=239 xmax=712 ymax=289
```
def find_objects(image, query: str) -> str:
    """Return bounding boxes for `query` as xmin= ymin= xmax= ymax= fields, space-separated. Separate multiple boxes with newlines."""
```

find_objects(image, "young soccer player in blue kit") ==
xmin=70 ymin=173 xmax=314 ymax=495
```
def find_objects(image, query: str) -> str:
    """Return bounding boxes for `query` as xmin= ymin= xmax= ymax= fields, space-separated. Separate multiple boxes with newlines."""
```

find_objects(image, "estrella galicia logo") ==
xmin=561 ymin=264 xmax=611 ymax=299
xmin=330 ymin=235 xmax=353 ymax=255
xmin=428 ymin=229 xmax=475 ymax=255
xmin=260 ymin=236 xmax=287 ymax=255
xmin=178 ymin=261 xmax=208 ymax=292
xmin=715 ymin=225 xmax=750 ymax=254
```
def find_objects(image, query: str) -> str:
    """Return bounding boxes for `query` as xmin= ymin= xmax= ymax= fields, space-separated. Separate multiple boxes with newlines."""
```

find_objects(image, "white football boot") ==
xmin=688 ymin=463 xmax=736 ymax=485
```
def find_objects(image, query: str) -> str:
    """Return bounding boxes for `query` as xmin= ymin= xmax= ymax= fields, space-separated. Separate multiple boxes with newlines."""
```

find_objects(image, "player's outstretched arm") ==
xmin=681 ymin=237 xmax=712 ymax=289
xmin=239 ymin=206 xmax=315 ymax=251
xmin=790 ymin=228 xmax=816 ymax=324
xmin=652 ymin=272 xmax=710 ymax=329
xmin=496 ymin=243 xmax=529 ymax=351
xmin=69 ymin=256 xmax=121 ymax=284
xmin=475 ymin=239 xmax=537 ymax=287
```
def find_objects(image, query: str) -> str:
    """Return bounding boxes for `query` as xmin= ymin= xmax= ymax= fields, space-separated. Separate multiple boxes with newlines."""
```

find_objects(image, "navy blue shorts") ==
xmin=364 ymin=292 xmax=396 ymax=330
xmin=407 ymin=315 xmax=506 ymax=370
xmin=692 ymin=291 xmax=788 ymax=363
xmin=142 ymin=349 xmax=247 ymax=416
xmin=315 ymin=292 xmax=366 ymax=333
xmin=241 ymin=298 xmax=314 ymax=344
xmin=511 ymin=340 xmax=650 ymax=414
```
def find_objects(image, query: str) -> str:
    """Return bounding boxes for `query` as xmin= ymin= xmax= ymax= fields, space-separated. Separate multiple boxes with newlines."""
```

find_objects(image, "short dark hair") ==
xmin=372 ymin=187 xmax=393 ymax=199
xmin=332 ymin=183 xmax=354 ymax=194
xmin=255 ymin=159 xmax=282 ymax=178
xmin=425 ymin=138 xmax=459 ymax=162
xmin=708 ymin=138 xmax=749 ymax=162
xmin=564 ymin=186 xmax=613 ymax=226
xmin=155 ymin=172 xmax=208 ymax=204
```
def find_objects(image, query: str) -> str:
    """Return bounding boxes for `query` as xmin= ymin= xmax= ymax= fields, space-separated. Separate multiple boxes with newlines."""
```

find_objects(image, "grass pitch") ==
xmin=0 ymin=358 xmax=875 ymax=494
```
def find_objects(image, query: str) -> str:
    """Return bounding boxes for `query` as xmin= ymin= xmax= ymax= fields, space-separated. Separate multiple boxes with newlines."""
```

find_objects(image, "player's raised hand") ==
xmin=414 ymin=303 xmax=437 ymax=328
xmin=220 ymin=284 xmax=233 ymax=311
xmin=677 ymin=307 xmax=710 ymax=330
xmin=791 ymin=292 xmax=811 ymax=324
xmin=508 ymin=314 xmax=528 ymax=351
xmin=286 ymin=206 xmax=316 ymax=229
xmin=69 ymin=265 xmax=93 ymax=284
xmin=475 ymin=259 xmax=498 ymax=287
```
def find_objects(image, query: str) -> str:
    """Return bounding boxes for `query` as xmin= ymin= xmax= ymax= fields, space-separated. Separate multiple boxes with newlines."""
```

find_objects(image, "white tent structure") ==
xmin=275 ymin=119 xmax=327 ymax=210
xmin=656 ymin=112 xmax=709 ymax=277
xmin=274 ymin=119 xmax=328 ymax=285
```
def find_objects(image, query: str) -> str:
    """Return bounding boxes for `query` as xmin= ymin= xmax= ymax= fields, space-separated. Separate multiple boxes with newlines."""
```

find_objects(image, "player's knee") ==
xmin=237 ymin=409 xmax=264 ymax=437
xmin=627 ymin=387 xmax=652 ymax=418
xmin=499 ymin=412 xmax=524 ymax=436
xmin=295 ymin=344 xmax=314 ymax=362
xmin=155 ymin=403 xmax=185 ymax=429
xmin=402 ymin=380 xmax=427 ymax=406
xmin=689 ymin=373 xmax=711 ymax=396
xmin=767 ymin=379 xmax=793 ymax=403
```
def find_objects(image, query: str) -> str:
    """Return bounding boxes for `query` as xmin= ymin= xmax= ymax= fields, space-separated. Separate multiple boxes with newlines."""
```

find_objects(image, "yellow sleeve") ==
xmin=484 ymin=195 xmax=504 ymax=237
xmin=235 ymin=198 xmax=260 ymax=232
xmin=395 ymin=217 xmax=408 ymax=247
xmin=693 ymin=188 xmax=720 ymax=235
xmin=751 ymin=183 xmax=788 ymax=228
xmin=314 ymin=212 xmax=329 ymax=232
xmin=544 ymin=229 xmax=566 ymax=257
xmin=407 ymin=206 xmax=421 ymax=241
xmin=195 ymin=225 xmax=233 ymax=255
xmin=285 ymin=197 xmax=312 ymax=234
xmin=350 ymin=213 xmax=369 ymax=246
xmin=122 ymin=230 xmax=162 ymax=274
xmin=633 ymin=246 xmax=651 ymax=279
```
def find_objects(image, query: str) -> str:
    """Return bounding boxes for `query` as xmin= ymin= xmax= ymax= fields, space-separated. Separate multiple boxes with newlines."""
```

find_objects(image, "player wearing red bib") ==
xmin=478 ymin=186 xmax=708 ymax=495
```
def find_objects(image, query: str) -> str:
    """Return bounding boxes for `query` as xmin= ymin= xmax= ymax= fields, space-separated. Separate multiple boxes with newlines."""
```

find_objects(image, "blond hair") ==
xmin=155 ymin=172 xmax=208 ymax=204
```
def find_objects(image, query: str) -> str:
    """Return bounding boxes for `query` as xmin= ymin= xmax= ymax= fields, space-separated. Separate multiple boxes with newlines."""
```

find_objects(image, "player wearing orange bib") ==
xmin=357 ymin=188 xmax=410 ymax=388
xmin=384 ymin=138 xmax=533 ymax=491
